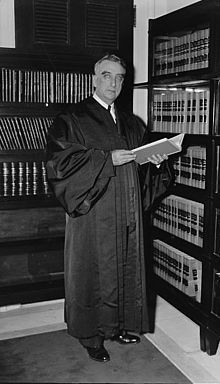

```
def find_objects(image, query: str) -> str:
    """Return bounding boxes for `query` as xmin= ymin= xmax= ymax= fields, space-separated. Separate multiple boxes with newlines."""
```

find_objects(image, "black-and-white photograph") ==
xmin=0 ymin=0 xmax=220 ymax=383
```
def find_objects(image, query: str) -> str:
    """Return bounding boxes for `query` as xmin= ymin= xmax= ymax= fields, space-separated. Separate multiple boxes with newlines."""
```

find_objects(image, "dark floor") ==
xmin=0 ymin=329 xmax=191 ymax=383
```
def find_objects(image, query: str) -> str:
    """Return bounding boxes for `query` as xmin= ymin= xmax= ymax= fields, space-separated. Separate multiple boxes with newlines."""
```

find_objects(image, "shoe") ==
xmin=111 ymin=331 xmax=140 ymax=345
xmin=86 ymin=345 xmax=110 ymax=362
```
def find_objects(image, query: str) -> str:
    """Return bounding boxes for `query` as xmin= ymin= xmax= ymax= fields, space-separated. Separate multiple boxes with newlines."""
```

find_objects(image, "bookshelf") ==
xmin=147 ymin=0 xmax=220 ymax=355
xmin=0 ymin=0 xmax=133 ymax=306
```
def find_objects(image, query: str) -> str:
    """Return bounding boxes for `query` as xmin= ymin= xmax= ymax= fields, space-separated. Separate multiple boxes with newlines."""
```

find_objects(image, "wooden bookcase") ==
xmin=147 ymin=0 xmax=220 ymax=355
xmin=0 ymin=0 xmax=133 ymax=306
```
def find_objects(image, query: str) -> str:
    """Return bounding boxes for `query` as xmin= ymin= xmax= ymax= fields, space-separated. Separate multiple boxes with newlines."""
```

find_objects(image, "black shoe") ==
xmin=111 ymin=331 xmax=140 ymax=345
xmin=86 ymin=345 xmax=110 ymax=362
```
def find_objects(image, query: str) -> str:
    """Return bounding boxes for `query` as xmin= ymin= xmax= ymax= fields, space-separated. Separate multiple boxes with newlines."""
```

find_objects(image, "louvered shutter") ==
xmin=86 ymin=1 xmax=119 ymax=49
xmin=34 ymin=0 xmax=69 ymax=45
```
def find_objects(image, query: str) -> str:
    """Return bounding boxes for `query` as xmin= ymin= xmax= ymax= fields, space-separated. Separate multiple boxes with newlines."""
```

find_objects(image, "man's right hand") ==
xmin=111 ymin=149 xmax=136 ymax=166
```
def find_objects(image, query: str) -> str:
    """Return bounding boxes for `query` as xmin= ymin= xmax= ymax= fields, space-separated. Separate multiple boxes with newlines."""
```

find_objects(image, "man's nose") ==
xmin=110 ymin=77 xmax=116 ymax=87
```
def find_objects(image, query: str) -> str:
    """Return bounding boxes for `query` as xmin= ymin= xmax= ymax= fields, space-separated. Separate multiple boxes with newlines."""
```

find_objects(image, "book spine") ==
xmin=175 ymin=146 xmax=206 ymax=189
xmin=152 ymin=86 xmax=209 ymax=134
xmin=0 ymin=159 xmax=54 ymax=198
xmin=153 ymin=239 xmax=202 ymax=301
xmin=153 ymin=195 xmax=204 ymax=246
xmin=0 ymin=66 xmax=94 ymax=105
xmin=153 ymin=27 xmax=210 ymax=77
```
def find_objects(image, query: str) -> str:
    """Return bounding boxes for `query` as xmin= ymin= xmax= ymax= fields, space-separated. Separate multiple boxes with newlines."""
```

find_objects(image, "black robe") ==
xmin=46 ymin=97 xmax=172 ymax=339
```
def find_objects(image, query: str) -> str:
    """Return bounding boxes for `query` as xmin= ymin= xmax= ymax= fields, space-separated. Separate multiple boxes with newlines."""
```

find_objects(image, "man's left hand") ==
xmin=147 ymin=154 xmax=168 ymax=167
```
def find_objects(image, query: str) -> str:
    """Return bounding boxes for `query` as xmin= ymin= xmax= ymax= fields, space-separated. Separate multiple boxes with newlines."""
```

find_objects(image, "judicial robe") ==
xmin=46 ymin=96 xmax=172 ymax=339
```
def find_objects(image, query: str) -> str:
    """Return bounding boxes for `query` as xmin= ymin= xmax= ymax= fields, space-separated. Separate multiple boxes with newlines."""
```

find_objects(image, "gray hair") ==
xmin=94 ymin=54 xmax=126 ymax=74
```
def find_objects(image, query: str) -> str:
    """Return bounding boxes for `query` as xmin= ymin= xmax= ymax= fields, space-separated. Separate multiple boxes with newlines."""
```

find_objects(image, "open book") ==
xmin=132 ymin=133 xmax=185 ymax=165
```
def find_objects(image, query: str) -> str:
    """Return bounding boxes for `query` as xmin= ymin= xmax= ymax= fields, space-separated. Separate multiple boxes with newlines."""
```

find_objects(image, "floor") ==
xmin=0 ymin=297 xmax=220 ymax=384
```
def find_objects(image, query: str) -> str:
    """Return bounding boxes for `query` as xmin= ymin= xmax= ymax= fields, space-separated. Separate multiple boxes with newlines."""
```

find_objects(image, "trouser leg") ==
xmin=79 ymin=335 xmax=104 ymax=348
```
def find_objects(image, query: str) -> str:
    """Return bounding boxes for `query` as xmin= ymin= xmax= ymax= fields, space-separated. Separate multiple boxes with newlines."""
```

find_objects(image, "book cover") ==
xmin=132 ymin=133 xmax=184 ymax=165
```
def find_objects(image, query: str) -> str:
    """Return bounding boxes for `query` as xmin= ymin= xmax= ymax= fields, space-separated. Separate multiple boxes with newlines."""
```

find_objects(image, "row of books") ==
xmin=152 ymin=88 xmax=209 ymax=134
xmin=153 ymin=194 xmax=204 ymax=247
xmin=0 ymin=116 xmax=53 ymax=150
xmin=153 ymin=239 xmax=202 ymax=301
xmin=0 ymin=69 xmax=93 ymax=104
xmin=173 ymin=146 xmax=206 ymax=189
xmin=0 ymin=161 xmax=52 ymax=197
xmin=212 ymin=271 xmax=220 ymax=317
xmin=154 ymin=27 xmax=209 ymax=76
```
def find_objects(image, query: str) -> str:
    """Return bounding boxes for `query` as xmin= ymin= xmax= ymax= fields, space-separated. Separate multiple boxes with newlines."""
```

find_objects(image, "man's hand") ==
xmin=111 ymin=149 xmax=136 ymax=166
xmin=147 ymin=153 xmax=168 ymax=167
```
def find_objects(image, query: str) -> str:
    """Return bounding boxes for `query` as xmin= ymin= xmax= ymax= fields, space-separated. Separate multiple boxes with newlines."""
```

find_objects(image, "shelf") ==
xmin=150 ymin=72 xmax=211 ymax=85
xmin=0 ymin=195 xmax=58 ymax=210
xmin=0 ymin=149 xmax=46 ymax=159
xmin=133 ymin=82 xmax=148 ymax=89
xmin=152 ymin=228 xmax=204 ymax=262
xmin=0 ymin=236 xmax=64 ymax=252
xmin=149 ymin=134 xmax=212 ymax=143
xmin=172 ymin=184 xmax=208 ymax=202
xmin=0 ymin=103 xmax=60 ymax=115
xmin=0 ymin=278 xmax=65 ymax=306
xmin=0 ymin=271 xmax=64 ymax=288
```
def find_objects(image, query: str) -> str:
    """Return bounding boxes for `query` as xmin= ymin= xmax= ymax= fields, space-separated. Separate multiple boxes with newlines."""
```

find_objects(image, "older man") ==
xmin=46 ymin=54 xmax=172 ymax=363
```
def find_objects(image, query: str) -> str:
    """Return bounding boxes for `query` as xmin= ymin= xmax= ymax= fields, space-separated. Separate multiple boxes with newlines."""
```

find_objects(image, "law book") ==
xmin=132 ymin=133 xmax=185 ymax=165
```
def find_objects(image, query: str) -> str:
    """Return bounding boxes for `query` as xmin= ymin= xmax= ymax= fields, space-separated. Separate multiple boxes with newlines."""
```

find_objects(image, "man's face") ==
xmin=93 ymin=60 xmax=125 ymax=105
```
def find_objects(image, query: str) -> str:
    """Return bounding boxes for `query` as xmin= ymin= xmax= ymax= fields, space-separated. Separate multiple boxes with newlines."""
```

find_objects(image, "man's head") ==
xmin=93 ymin=54 xmax=126 ymax=105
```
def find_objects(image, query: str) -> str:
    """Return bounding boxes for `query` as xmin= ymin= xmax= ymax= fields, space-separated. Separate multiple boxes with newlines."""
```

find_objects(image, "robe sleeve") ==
xmin=140 ymin=160 xmax=174 ymax=212
xmin=46 ymin=112 xmax=115 ymax=217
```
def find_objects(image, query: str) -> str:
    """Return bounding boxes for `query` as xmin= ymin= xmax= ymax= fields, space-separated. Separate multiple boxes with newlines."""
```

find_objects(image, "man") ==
xmin=46 ymin=54 xmax=173 ymax=363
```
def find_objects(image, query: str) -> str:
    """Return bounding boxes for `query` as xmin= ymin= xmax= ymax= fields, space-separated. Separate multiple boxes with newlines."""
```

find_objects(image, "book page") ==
xmin=132 ymin=133 xmax=185 ymax=165
xmin=169 ymin=133 xmax=185 ymax=147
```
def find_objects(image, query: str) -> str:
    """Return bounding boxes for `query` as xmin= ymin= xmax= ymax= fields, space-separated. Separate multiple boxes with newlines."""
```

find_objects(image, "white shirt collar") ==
xmin=93 ymin=93 xmax=116 ymax=123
